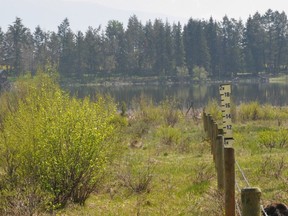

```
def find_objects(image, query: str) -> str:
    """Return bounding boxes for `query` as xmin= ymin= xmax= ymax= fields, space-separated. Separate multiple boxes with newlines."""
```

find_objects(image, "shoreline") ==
xmin=60 ymin=75 xmax=279 ymax=87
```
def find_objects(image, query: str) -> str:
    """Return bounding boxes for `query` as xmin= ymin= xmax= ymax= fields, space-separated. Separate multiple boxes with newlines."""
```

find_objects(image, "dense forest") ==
xmin=1 ymin=9 xmax=288 ymax=80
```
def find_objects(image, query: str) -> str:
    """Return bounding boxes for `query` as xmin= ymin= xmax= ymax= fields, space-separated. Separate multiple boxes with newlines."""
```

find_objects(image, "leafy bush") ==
xmin=0 ymin=73 xmax=118 ymax=211
xmin=205 ymin=99 xmax=222 ymax=121
xmin=156 ymin=126 xmax=182 ymax=146
xmin=116 ymin=156 xmax=155 ymax=194
xmin=258 ymin=130 xmax=278 ymax=149
xmin=258 ymin=129 xmax=288 ymax=149
xmin=259 ymin=155 xmax=287 ymax=179
xmin=237 ymin=102 xmax=277 ymax=121
xmin=192 ymin=66 xmax=208 ymax=81
xmin=160 ymin=98 xmax=183 ymax=127
xmin=133 ymin=95 xmax=158 ymax=121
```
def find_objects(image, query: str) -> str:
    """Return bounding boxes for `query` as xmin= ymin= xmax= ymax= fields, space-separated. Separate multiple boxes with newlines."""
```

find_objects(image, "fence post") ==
xmin=207 ymin=114 xmax=210 ymax=137
xmin=203 ymin=111 xmax=208 ymax=133
xmin=216 ymin=135 xmax=224 ymax=190
xmin=218 ymin=128 xmax=223 ymax=136
xmin=208 ymin=114 xmax=213 ymax=140
xmin=212 ymin=121 xmax=218 ymax=162
xmin=224 ymin=147 xmax=235 ymax=216
xmin=241 ymin=187 xmax=262 ymax=216
xmin=207 ymin=114 xmax=213 ymax=153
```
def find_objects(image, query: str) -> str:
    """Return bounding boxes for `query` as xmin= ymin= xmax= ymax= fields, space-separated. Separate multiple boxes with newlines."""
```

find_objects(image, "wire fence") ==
xmin=235 ymin=159 xmax=268 ymax=216
xmin=203 ymin=112 xmax=269 ymax=216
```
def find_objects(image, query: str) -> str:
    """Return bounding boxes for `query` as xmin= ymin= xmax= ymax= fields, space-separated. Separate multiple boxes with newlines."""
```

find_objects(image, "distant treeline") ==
xmin=0 ymin=9 xmax=288 ymax=80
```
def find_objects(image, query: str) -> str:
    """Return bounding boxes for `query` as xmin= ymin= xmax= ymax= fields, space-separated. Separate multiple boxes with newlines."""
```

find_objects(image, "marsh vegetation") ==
xmin=1 ymin=73 xmax=288 ymax=215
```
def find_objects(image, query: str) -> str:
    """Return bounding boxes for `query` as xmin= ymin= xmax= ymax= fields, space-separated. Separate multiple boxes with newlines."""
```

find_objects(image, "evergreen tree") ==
xmin=272 ymin=11 xmax=288 ymax=73
xmin=75 ymin=31 xmax=85 ymax=78
xmin=57 ymin=18 xmax=76 ymax=76
xmin=196 ymin=21 xmax=211 ymax=72
xmin=104 ymin=20 xmax=126 ymax=73
xmin=172 ymin=22 xmax=185 ymax=70
xmin=220 ymin=16 xmax=244 ymax=77
xmin=184 ymin=19 xmax=210 ymax=75
xmin=33 ymin=26 xmax=49 ymax=73
xmin=142 ymin=20 xmax=155 ymax=74
xmin=153 ymin=19 xmax=166 ymax=75
xmin=262 ymin=9 xmax=277 ymax=73
xmin=125 ymin=15 xmax=144 ymax=74
xmin=0 ymin=9 xmax=287 ymax=79
xmin=243 ymin=13 xmax=265 ymax=73
xmin=83 ymin=26 xmax=102 ymax=74
xmin=47 ymin=32 xmax=61 ymax=68
xmin=183 ymin=18 xmax=198 ymax=75
xmin=0 ymin=28 xmax=4 ymax=67
xmin=5 ymin=17 xmax=30 ymax=75
xmin=260 ymin=9 xmax=288 ymax=73
xmin=164 ymin=21 xmax=174 ymax=75
xmin=205 ymin=17 xmax=221 ymax=78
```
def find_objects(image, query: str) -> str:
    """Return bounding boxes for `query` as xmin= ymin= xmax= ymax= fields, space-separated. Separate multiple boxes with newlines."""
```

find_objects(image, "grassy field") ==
xmin=55 ymin=100 xmax=288 ymax=216
xmin=2 ymin=74 xmax=288 ymax=215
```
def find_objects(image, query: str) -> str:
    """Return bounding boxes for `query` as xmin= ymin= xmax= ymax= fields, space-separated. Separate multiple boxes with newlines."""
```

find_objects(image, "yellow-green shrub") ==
xmin=160 ymin=98 xmax=183 ymax=127
xmin=0 ymin=73 xmax=118 ymax=211
xmin=156 ymin=126 xmax=182 ymax=145
xmin=205 ymin=99 xmax=222 ymax=121
xmin=237 ymin=102 xmax=282 ymax=121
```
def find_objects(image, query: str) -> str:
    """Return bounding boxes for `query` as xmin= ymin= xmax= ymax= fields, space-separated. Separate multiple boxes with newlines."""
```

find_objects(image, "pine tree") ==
xmin=33 ymin=26 xmax=49 ymax=73
xmin=57 ymin=18 xmax=76 ymax=76
xmin=205 ymin=17 xmax=221 ymax=78
xmin=125 ymin=15 xmax=144 ymax=74
xmin=6 ymin=17 xmax=29 ymax=75
xmin=172 ymin=22 xmax=185 ymax=69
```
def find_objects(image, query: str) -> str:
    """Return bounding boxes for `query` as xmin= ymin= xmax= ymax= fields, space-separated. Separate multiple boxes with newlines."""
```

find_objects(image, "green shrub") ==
xmin=259 ymin=155 xmax=287 ymax=179
xmin=258 ymin=129 xmax=288 ymax=149
xmin=0 ymin=73 xmax=118 ymax=211
xmin=156 ymin=126 xmax=181 ymax=146
xmin=258 ymin=130 xmax=278 ymax=149
xmin=116 ymin=156 xmax=155 ymax=194
xmin=160 ymin=98 xmax=183 ymax=127
xmin=128 ymin=120 xmax=150 ymax=139
xmin=205 ymin=99 xmax=222 ymax=121
xmin=120 ymin=101 xmax=127 ymax=117
xmin=237 ymin=102 xmax=277 ymax=121
xmin=238 ymin=102 xmax=261 ymax=121
xmin=192 ymin=66 xmax=208 ymax=81
xmin=132 ymin=95 xmax=162 ymax=125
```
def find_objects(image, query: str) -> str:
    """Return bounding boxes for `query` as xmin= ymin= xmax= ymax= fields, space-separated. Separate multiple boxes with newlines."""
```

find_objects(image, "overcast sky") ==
xmin=1 ymin=0 xmax=288 ymax=32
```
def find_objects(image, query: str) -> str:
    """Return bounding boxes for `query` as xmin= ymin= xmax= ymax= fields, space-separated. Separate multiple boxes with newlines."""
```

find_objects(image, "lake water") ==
xmin=65 ymin=82 xmax=288 ymax=108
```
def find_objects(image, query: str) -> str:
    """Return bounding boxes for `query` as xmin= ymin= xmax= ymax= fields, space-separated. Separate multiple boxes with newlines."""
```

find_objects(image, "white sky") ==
xmin=82 ymin=0 xmax=282 ymax=19
xmin=1 ymin=0 xmax=288 ymax=32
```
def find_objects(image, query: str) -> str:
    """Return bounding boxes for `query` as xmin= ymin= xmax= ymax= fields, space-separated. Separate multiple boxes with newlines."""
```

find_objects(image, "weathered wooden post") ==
xmin=207 ymin=114 xmax=213 ymax=154
xmin=208 ymin=115 xmax=213 ymax=140
xmin=203 ymin=111 xmax=208 ymax=133
xmin=212 ymin=121 xmax=218 ymax=162
xmin=241 ymin=187 xmax=262 ymax=216
xmin=218 ymin=128 xmax=224 ymax=136
xmin=216 ymin=135 xmax=224 ymax=190
xmin=207 ymin=114 xmax=210 ymax=138
xmin=224 ymin=147 xmax=235 ymax=216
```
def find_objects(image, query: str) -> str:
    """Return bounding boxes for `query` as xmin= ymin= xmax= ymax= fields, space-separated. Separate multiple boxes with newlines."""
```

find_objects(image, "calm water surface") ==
xmin=65 ymin=82 xmax=288 ymax=108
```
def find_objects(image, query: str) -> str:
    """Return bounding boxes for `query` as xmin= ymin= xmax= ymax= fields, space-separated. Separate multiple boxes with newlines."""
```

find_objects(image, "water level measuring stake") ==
xmin=219 ymin=84 xmax=234 ymax=147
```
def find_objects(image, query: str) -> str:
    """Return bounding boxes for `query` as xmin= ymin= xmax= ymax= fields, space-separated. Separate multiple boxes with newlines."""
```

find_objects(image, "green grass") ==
xmin=54 ymin=101 xmax=220 ymax=215
xmin=56 ymin=103 xmax=288 ymax=215
xmin=54 ymin=102 xmax=288 ymax=215
xmin=3 ymin=93 xmax=288 ymax=215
